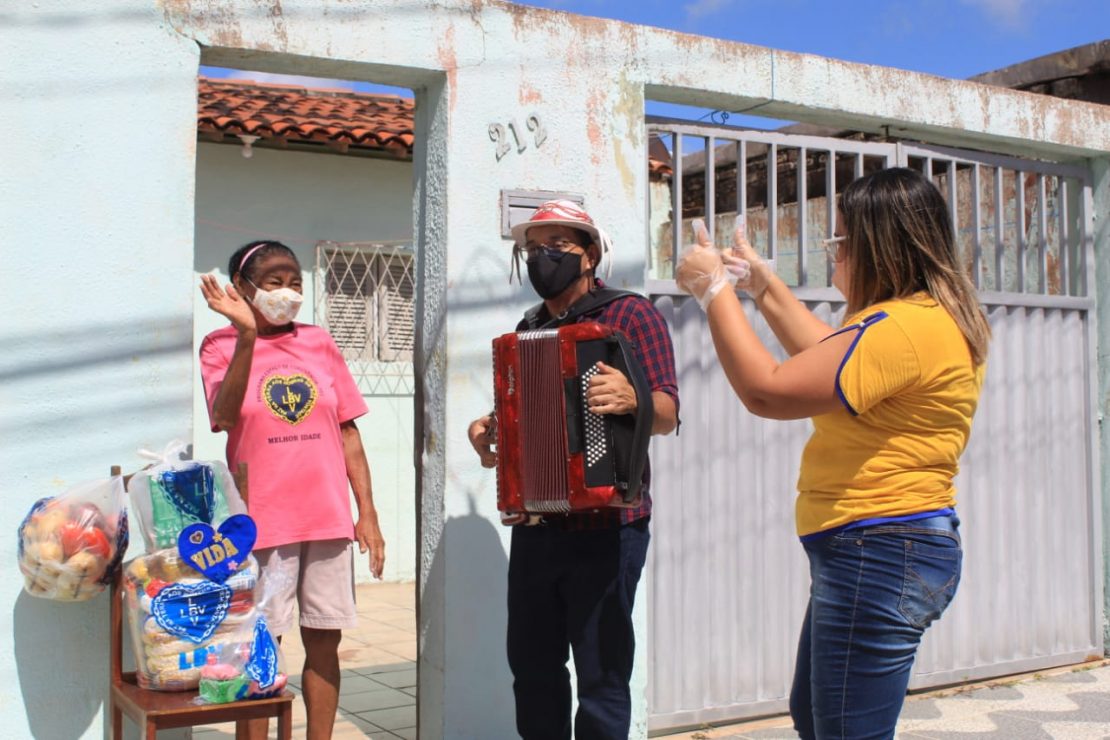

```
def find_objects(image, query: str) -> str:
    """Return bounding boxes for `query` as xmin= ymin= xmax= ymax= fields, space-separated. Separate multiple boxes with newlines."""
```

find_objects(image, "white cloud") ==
xmin=220 ymin=70 xmax=359 ymax=90
xmin=683 ymin=0 xmax=735 ymax=25
xmin=962 ymin=0 xmax=1029 ymax=30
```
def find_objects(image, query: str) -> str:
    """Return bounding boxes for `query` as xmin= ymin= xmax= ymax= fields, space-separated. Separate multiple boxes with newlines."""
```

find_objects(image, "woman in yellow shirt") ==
xmin=676 ymin=167 xmax=990 ymax=740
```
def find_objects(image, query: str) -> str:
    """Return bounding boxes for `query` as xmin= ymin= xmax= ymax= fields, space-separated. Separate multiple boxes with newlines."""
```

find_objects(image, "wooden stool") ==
xmin=108 ymin=463 xmax=293 ymax=739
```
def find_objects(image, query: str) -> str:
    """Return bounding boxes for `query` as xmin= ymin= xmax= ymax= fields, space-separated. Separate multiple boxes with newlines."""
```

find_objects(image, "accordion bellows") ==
xmin=493 ymin=322 xmax=654 ymax=518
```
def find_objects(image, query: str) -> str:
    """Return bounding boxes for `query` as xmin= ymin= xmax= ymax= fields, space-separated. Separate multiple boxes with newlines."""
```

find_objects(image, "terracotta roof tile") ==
xmin=648 ymin=157 xmax=673 ymax=180
xmin=648 ymin=134 xmax=673 ymax=181
xmin=197 ymin=77 xmax=415 ymax=157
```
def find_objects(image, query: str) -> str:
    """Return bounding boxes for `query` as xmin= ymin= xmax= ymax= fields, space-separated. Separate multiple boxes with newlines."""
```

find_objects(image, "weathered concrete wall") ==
xmin=1 ymin=3 xmax=201 ymax=738
xmin=4 ymin=1 xmax=1109 ymax=738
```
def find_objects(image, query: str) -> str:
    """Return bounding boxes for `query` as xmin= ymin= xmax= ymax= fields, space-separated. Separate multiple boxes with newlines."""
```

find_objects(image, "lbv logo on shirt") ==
xmin=262 ymin=373 xmax=318 ymax=425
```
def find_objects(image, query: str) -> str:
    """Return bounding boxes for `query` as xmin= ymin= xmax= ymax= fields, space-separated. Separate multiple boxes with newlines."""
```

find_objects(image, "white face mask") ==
xmin=248 ymin=281 xmax=303 ymax=324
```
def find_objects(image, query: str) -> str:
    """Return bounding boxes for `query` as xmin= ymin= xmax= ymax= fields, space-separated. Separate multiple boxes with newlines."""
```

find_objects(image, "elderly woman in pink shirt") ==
xmin=199 ymin=239 xmax=385 ymax=740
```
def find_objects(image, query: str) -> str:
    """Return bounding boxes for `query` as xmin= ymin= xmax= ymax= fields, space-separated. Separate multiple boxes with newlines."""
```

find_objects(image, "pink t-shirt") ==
xmin=199 ymin=323 xmax=368 ymax=549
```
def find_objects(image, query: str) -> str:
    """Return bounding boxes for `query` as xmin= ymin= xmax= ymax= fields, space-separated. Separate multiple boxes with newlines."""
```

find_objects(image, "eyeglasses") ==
xmin=520 ymin=238 xmax=585 ymax=258
xmin=821 ymin=235 xmax=847 ymax=261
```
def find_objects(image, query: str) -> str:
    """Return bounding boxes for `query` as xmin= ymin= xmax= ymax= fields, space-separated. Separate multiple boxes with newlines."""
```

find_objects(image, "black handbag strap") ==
xmin=518 ymin=287 xmax=640 ymax=331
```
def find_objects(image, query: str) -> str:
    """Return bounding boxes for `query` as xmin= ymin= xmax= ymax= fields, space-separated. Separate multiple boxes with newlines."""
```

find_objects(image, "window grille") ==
xmin=315 ymin=241 xmax=415 ymax=396
xmin=645 ymin=122 xmax=1092 ymax=300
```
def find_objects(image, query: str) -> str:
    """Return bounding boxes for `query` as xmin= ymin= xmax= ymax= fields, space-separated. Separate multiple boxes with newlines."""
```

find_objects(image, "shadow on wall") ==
xmin=5 ymin=316 xmax=194 ymax=738
xmin=424 ymin=493 xmax=517 ymax=738
xmin=13 ymin=591 xmax=107 ymax=739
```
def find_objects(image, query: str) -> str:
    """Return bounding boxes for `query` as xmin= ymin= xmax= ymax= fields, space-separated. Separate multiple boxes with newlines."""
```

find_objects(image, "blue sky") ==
xmin=521 ymin=0 xmax=1109 ymax=127
xmin=202 ymin=1 xmax=1107 ymax=128
xmin=523 ymin=0 xmax=1106 ymax=80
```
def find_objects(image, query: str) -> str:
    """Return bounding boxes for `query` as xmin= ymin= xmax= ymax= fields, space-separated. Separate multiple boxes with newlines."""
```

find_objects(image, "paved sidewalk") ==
xmin=661 ymin=661 xmax=1110 ymax=740
xmin=194 ymin=581 xmax=417 ymax=740
xmin=192 ymin=584 xmax=1109 ymax=740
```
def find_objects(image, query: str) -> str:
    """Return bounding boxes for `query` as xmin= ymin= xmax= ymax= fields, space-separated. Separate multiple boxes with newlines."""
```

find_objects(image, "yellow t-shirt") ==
xmin=795 ymin=293 xmax=985 ymax=537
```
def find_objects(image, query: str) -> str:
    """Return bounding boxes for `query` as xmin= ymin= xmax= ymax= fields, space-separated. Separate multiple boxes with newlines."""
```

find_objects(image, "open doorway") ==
xmin=190 ymin=65 xmax=419 ymax=738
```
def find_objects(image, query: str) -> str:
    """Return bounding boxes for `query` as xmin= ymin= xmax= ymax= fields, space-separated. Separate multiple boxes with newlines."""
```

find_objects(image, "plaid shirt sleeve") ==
xmin=600 ymin=296 xmax=680 ymax=412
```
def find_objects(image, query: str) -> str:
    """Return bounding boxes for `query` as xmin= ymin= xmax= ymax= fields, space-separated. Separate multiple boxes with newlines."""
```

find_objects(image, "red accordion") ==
xmin=492 ymin=322 xmax=654 ymax=520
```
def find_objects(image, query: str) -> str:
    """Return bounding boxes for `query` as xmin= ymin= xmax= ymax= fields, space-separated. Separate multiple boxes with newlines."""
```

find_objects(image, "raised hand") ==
xmin=200 ymin=274 xmax=257 ymax=334
xmin=675 ymin=219 xmax=731 ymax=311
xmin=726 ymin=224 xmax=773 ymax=298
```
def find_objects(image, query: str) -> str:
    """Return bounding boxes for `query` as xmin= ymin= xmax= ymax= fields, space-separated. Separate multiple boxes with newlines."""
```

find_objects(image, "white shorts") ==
xmin=254 ymin=538 xmax=357 ymax=635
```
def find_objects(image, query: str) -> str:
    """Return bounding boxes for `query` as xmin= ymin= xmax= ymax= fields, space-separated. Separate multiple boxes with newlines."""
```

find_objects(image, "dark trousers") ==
xmin=506 ymin=518 xmax=650 ymax=740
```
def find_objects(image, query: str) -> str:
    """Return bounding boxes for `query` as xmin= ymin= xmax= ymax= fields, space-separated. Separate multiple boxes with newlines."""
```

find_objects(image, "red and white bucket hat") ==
xmin=510 ymin=199 xmax=614 ymax=278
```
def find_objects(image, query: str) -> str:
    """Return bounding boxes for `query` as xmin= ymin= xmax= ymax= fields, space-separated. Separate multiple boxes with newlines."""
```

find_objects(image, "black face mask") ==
xmin=526 ymin=247 xmax=584 ymax=299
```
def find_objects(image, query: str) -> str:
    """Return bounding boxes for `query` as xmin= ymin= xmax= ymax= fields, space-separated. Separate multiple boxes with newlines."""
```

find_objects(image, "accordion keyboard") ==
xmin=581 ymin=362 xmax=608 ymax=469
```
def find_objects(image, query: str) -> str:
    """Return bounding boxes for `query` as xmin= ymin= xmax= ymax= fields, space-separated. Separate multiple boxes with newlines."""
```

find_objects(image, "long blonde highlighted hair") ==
xmin=839 ymin=167 xmax=991 ymax=365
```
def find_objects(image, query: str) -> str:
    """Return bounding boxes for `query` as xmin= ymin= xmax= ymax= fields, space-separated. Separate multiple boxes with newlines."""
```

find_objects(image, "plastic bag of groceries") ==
xmin=126 ymin=440 xmax=246 ymax=552
xmin=17 ymin=476 xmax=129 ymax=602
xmin=122 ymin=546 xmax=260 ymax=691
xmin=196 ymin=570 xmax=290 ymax=704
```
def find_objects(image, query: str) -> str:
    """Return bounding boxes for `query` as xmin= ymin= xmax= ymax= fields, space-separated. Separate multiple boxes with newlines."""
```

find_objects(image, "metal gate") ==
xmin=644 ymin=121 xmax=1101 ymax=733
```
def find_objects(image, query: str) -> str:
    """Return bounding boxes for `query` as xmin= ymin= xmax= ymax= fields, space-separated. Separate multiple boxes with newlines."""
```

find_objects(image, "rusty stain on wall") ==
xmin=771 ymin=47 xmax=1095 ymax=150
xmin=585 ymin=88 xmax=606 ymax=168
xmin=506 ymin=1 xmax=626 ymax=50
xmin=160 ymin=0 xmax=246 ymax=49
xmin=266 ymin=0 xmax=289 ymax=51
xmin=518 ymin=80 xmax=542 ymax=105
xmin=436 ymin=24 xmax=459 ymax=114
xmin=611 ymin=71 xmax=642 ymax=200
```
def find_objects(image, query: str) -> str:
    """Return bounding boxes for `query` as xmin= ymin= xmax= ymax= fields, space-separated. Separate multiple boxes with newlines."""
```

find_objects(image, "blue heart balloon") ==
xmin=177 ymin=514 xmax=257 ymax=583
xmin=151 ymin=582 xmax=232 ymax=644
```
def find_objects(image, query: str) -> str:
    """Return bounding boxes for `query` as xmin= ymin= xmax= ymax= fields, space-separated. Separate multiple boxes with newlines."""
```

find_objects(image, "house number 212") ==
xmin=489 ymin=114 xmax=548 ymax=161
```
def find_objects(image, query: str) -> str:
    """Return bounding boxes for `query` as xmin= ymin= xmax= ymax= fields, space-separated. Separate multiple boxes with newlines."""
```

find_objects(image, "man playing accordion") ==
xmin=468 ymin=200 xmax=679 ymax=740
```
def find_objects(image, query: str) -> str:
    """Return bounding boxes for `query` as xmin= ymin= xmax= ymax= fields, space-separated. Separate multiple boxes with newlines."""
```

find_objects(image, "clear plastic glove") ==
xmin=725 ymin=221 xmax=774 ymax=298
xmin=675 ymin=220 xmax=731 ymax=312
xmin=722 ymin=252 xmax=751 ymax=285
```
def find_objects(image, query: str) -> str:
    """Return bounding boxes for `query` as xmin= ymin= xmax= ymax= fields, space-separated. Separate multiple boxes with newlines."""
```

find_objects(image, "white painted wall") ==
xmin=4 ymin=2 xmax=1107 ymax=739
xmin=192 ymin=142 xmax=416 ymax=583
xmin=1 ymin=3 xmax=200 ymax=738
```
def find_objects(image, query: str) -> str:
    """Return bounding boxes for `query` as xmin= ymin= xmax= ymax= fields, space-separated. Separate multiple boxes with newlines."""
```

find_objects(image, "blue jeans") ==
xmin=506 ymin=518 xmax=650 ymax=740
xmin=789 ymin=515 xmax=962 ymax=740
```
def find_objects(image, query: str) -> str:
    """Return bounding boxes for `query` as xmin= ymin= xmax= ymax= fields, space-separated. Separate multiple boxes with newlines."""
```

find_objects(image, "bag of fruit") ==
xmin=17 ymin=476 xmax=129 ymax=602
